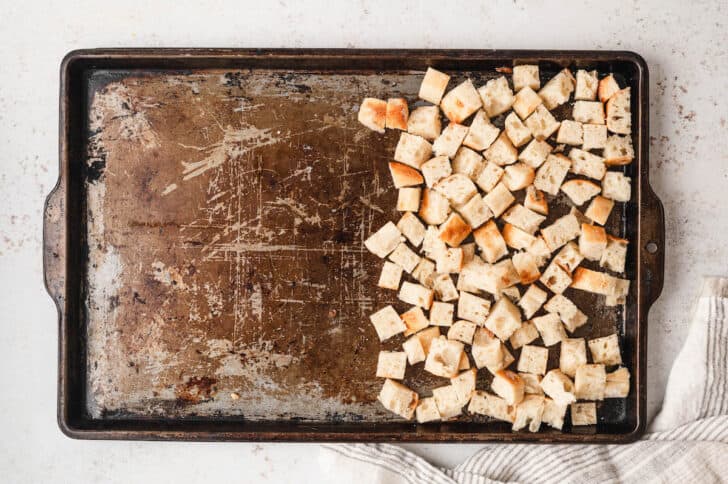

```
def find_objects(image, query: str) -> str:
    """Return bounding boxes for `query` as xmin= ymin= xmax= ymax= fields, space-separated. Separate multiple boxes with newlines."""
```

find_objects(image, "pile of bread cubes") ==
xmin=357 ymin=64 xmax=634 ymax=432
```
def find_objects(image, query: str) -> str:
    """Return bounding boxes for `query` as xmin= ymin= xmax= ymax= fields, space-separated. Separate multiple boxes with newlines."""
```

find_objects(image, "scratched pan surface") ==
xmin=44 ymin=49 xmax=664 ymax=442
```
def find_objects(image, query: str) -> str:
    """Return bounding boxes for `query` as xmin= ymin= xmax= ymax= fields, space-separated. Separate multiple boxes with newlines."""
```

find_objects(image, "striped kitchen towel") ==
xmin=320 ymin=277 xmax=728 ymax=484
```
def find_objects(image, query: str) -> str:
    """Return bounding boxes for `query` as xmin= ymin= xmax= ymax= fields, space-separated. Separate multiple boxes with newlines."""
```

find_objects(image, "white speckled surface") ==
xmin=1 ymin=0 xmax=727 ymax=481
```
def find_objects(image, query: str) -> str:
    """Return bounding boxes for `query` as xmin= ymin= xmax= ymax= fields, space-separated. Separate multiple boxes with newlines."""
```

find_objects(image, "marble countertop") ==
xmin=1 ymin=0 xmax=726 ymax=481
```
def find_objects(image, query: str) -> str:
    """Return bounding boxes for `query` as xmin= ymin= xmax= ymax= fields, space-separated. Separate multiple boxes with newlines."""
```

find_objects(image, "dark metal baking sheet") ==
xmin=44 ymin=49 xmax=664 ymax=442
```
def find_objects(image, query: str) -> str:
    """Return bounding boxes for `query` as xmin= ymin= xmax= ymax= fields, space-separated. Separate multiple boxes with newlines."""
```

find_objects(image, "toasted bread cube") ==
xmin=534 ymin=154 xmax=570 ymax=195
xmin=511 ymin=252 xmax=540 ymax=285
xmin=569 ymin=148 xmax=606 ymax=180
xmin=472 ymin=328 xmax=514 ymax=373
xmin=401 ymin=306 xmax=430 ymax=336
xmin=513 ymin=65 xmax=540 ymax=91
xmin=562 ymin=180 xmax=601 ymax=207
xmin=432 ymin=273 xmax=459 ymax=301
xmin=418 ymin=188 xmax=451 ymax=225
xmin=575 ymin=364 xmax=607 ymax=400
xmin=605 ymin=276 xmax=630 ymax=305
xmin=492 ymin=370 xmax=525 ymax=406
xmin=419 ymin=67 xmax=450 ymax=104
xmin=503 ymin=223 xmax=537 ymax=251
xmin=606 ymin=88 xmax=631 ymax=134
xmin=457 ymin=257 xmax=489 ymax=293
xmin=598 ymin=74 xmax=620 ymax=103
xmin=425 ymin=336 xmax=465 ymax=378
xmin=448 ymin=320 xmax=477 ymax=344
xmin=378 ymin=261 xmax=403 ymax=290
xmin=463 ymin=110 xmax=500 ymax=151
xmin=545 ymin=294 xmax=588 ymax=333
xmin=430 ymin=301 xmax=454 ymax=327
xmin=517 ymin=345 xmax=549 ymax=375
xmin=441 ymin=79 xmax=482 ymax=123
xmin=402 ymin=334 xmax=426 ymax=365
xmin=571 ymin=402 xmax=597 ymax=425
xmin=512 ymin=394 xmax=545 ymax=432
xmin=436 ymin=247 xmax=464 ymax=274
xmin=585 ymin=196 xmax=614 ymax=227
xmin=573 ymin=101 xmax=605 ymax=124
xmin=459 ymin=352 xmax=471 ymax=370
xmin=571 ymin=267 xmax=617 ymax=296
xmin=365 ymin=221 xmax=403 ymax=258
xmin=388 ymin=161 xmax=423 ymax=189
xmin=512 ymin=86 xmax=543 ymax=119
xmin=468 ymin=391 xmax=515 ymax=422
xmin=432 ymin=384 xmax=464 ymax=419
xmin=378 ymin=379 xmax=418 ymax=419
xmin=579 ymin=223 xmax=607 ymax=261
xmin=519 ymin=139 xmax=553 ymax=169
xmin=435 ymin=174 xmax=478 ymax=207
xmin=451 ymin=368 xmax=477 ymax=404
xmin=408 ymin=105 xmax=442 ymax=141
xmin=420 ymin=156 xmax=452 ymax=189
xmin=396 ymin=212 xmax=426 ymax=247
xmin=483 ymin=182 xmax=515 ymax=218
xmin=604 ymin=135 xmax=634 ymax=165
xmin=457 ymin=291 xmax=492 ymax=325
xmin=415 ymin=397 xmax=441 ymax=423
xmin=503 ymin=162 xmax=535 ymax=191
xmin=501 ymin=204 xmax=546 ymax=234
xmin=475 ymin=161 xmax=505 ymax=192
xmin=473 ymin=221 xmax=508 ymax=264
xmin=600 ymin=235 xmax=628 ymax=273
xmin=519 ymin=188 xmax=547 ymax=220
xmin=417 ymin=326 xmax=442 ymax=354
xmin=575 ymin=69 xmax=598 ymax=101
xmin=559 ymin=337 xmax=588 ymax=378
xmin=397 ymin=187 xmax=421 ymax=212
xmin=398 ymin=281 xmax=434 ymax=309
xmin=394 ymin=132 xmax=433 ymax=169
xmin=457 ymin=194 xmax=492 ymax=229
xmin=542 ymin=398 xmax=568 ymax=430
xmin=370 ymin=305 xmax=406 ymax=341
xmin=541 ymin=213 xmax=581 ymax=251
xmin=539 ymin=262 xmax=572 ymax=294
xmin=527 ymin=236 xmax=552 ymax=268
xmin=358 ymin=97 xmax=386 ymax=133
xmin=589 ymin=334 xmax=622 ymax=366
xmin=385 ymin=98 xmax=409 ymax=131
xmin=438 ymin=212 xmax=472 ymax=248
xmin=478 ymin=76 xmax=514 ymax=118
xmin=389 ymin=242 xmax=421 ymax=273
xmin=552 ymin=241 xmax=583 ymax=273
xmin=484 ymin=131 xmax=518 ymax=166
xmin=520 ymin=373 xmax=544 ymax=395
xmin=422 ymin=226 xmax=447 ymax=262
xmin=556 ymin=119 xmax=583 ymax=146
xmin=538 ymin=69 xmax=575 ymax=110
xmin=605 ymin=367 xmax=630 ymax=398
xmin=525 ymin=105 xmax=561 ymax=140
xmin=518 ymin=286 xmax=547 ymax=320
xmin=504 ymin=112 xmax=533 ymax=148
xmin=582 ymin=124 xmax=608 ymax=151
xmin=532 ymin=313 xmax=567 ymax=346
xmin=461 ymin=242 xmax=476 ymax=264
xmin=494 ymin=258 xmax=521 ymax=289
xmin=540 ymin=369 xmax=576 ymax=406
xmin=452 ymin=147 xmax=484 ymax=180
xmin=376 ymin=351 xmax=407 ymax=379
xmin=485 ymin=297 xmax=522 ymax=341
xmin=602 ymin=172 xmax=632 ymax=202
xmin=433 ymin=123 xmax=469 ymax=158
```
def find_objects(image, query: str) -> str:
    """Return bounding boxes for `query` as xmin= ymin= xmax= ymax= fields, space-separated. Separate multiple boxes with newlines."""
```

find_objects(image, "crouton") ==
xmin=604 ymin=134 xmax=634 ymax=165
xmin=457 ymin=194 xmax=492 ymax=229
xmin=394 ymin=132 xmax=433 ymax=168
xmin=478 ymin=76 xmax=514 ymax=118
xmin=448 ymin=320 xmax=477 ymax=344
xmin=508 ymin=321 xmax=539 ymax=350
xmin=408 ymin=105 xmax=442 ymax=141
xmin=518 ymin=141 xmax=552 ymax=172
xmin=534 ymin=154 xmax=571 ymax=195
xmin=503 ymin=163 xmax=536 ymax=191
xmin=416 ymin=326 xmax=442 ymax=354
xmin=520 ymin=188 xmax=547 ymax=220
xmin=512 ymin=86 xmax=543 ymax=119
xmin=582 ymin=124 xmax=608 ymax=151
xmin=433 ymin=123 xmax=469 ymax=158
xmin=415 ymin=397 xmax=441 ymax=423
xmin=432 ymin=273 xmax=459 ymax=301
xmin=512 ymin=395 xmax=545 ymax=432
xmin=432 ymin=384 xmax=464 ymax=419
xmin=512 ymin=252 xmax=541 ymax=285
xmin=461 ymin=242 xmax=476 ymax=264
xmin=378 ymin=261 xmax=403 ymax=290
xmin=518 ymin=285 xmax=548 ymax=320
xmin=501 ymin=204 xmax=546 ymax=234
xmin=520 ymin=373 xmax=544 ymax=395
xmin=484 ymin=131 xmax=518 ymax=166
xmin=532 ymin=313 xmax=567 ymax=346
xmin=370 ymin=305 xmax=406 ymax=341
xmin=606 ymin=88 xmax=631 ymax=134
xmin=419 ymin=67 xmax=450 ymax=104
xmin=578 ymin=223 xmax=607 ymax=261
xmin=396 ymin=187 xmax=421 ymax=212
xmin=540 ymin=369 xmax=577 ymax=406
xmin=388 ymin=242 xmax=421 ymax=273
xmin=575 ymin=69 xmax=598 ymax=101
xmin=541 ymin=213 xmax=581 ymax=251
xmin=475 ymin=161 xmax=505 ymax=192
xmin=483 ymin=182 xmax=515 ymax=217
xmin=513 ymin=65 xmax=540 ymax=91
xmin=376 ymin=351 xmax=408 ymax=379
xmin=472 ymin=221 xmax=507 ymax=264
xmin=569 ymin=148 xmax=607 ymax=180
xmin=552 ymin=241 xmax=584 ymax=273
xmin=494 ymin=258 xmax=522 ymax=289
xmin=503 ymin=223 xmax=537 ymax=251
xmin=526 ymin=236 xmax=552 ymax=268
xmin=402 ymin=334 xmax=426 ymax=365
xmin=562 ymin=180 xmax=601 ymax=207
xmin=556 ymin=119 xmax=583 ymax=146
xmin=378 ymin=379 xmax=418 ymax=419
xmin=542 ymin=398 xmax=568 ymax=430
xmin=424 ymin=336 xmax=465 ymax=378
xmin=560 ymin=338 xmax=588 ymax=378
xmin=538 ymin=69 xmax=575 ymax=110
xmin=607 ymin=278 xmax=628 ymax=306
xmin=456 ymin=257 xmax=489 ymax=293
xmin=602 ymin=172 xmax=631 ymax=202
xmin=492 ymin=370 xmax=525 ymax=406
xmin=504 ymin=112 xmax=533 ymax=147
xmin=358 ymin=97 xmax=387 ymax=133
xmin=401 ymin=306 xmax=430 ymax=336
xmin=365 ymin=221 xmax=403 ymax=258
xmin=420 ymin=157 xmax=451 ymax=190
xmin=429 ymin=301 xmax=454 ymax=327
xmin=385 ymin=98 xmax=409 ymax=130
xmin=485 ymin=297 xmax=522 ymax=341
xmin=585 ymin=196 xmax=614 ymax=226
xmin=441 ymin=79 xmax=482 ymax=123
xmin=388 ymin=161 xmax=423 ymax=189
xmin=459 ymin=352 xmax=471 ymax=370
xmin=418 ymin=188 xmax=451 ymax=225
xmin=571 ymin=267 xmax=617 ymax=296
xmin=452 ymin=147 xmax=484 ymax=180
xmin=544 ymin=294 xmax=588 ymax=333
xmin=600 ymin=235 xmax=628 ymax=273
xmin=457 ymin=291 xmax=491 ymax=325
xmin=451 ymin=368 xmax=477 ymax=404
xmin=589 ymin=334 xmax=622 ymax=366
xmin=573 ymin=100 xmax=605 ymax=124
xmin=422 ymin=225 xmax=447 ymax=261
xmin=469 ymin=391 xmax=516 ymax=422
xmin=438 ymin=212 xmax=472 ymax=247
xmin=571 ymin=402 xmax=597 ymax=425
xmin=463 ymin=110 xmax=501 ymax=151
xmin=540 ymin=262 xmax=572 ymax=295
xmin=518 ymin=345 xmax=549 ymax=375
xmin=473 ymin=329 xmax=515 ymax=375
xmin=598 ymin=74 xmax=620 ymax=103
xmin=398 ymin=281 xmax=435 ymax=309
xmin=436 ymin=247 xmax=464 ymax=274
xmin=605 ymin=367 xmax=630 ymax=398
xmin=525 ymin=105 xmax=561 ymax=140
xmin=575 ymin=364 xmax=607 ymax=400
xmin=434 ymin=174 xmax=478 ymax=207
xmin=396 ymin=212 xmax=426 ymax=247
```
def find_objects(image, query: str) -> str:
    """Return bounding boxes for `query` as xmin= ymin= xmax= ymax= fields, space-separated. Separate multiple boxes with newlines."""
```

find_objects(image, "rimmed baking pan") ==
xmin=44 ymin=49 xmax=664 ymax=442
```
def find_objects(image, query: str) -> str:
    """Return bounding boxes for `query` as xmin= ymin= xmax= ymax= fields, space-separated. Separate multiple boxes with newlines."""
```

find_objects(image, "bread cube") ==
xmin=520 ymin=372 xmax=544 ymax=395
xmin=588 ymin=334 xmax=622 ymax=366
xmin=556 ymin=119 xmax=583 ymax=146
xmin=419 ymin=158 xmax=450 ymax=190
xmin=473 ymin=220 xmax=508 ymax=263
xmin=401 ymin=306 xmax=430 ymax=336
xmin=571 ymin=402 xmax=597 ymax=425
xmin=492 ymin=370 xmax=525 ymax=405
xmin=418 ymin=188 xmax=451 ymax=225
xmin=457 ymin=291 xmax=491 ymax=325
xmin=575 ymin=69 xmax=598 ymax=101
xmin=513 ymin=65 xmax=540 ymax=91
xmin=512 ymin=86 xmax=543 ymax=119
xmin=396 ymin=212 xmax=426 ymax=247
xmin=457 ymin=257 xmax=489 ymax=293
xmin=472 ymin=328 xmax=504 ymax=369
xmin=398 ymin=281 xmax=434 ymax=309
xmin=521 ymin=188 xmax=547 ymax=219
xmin=378 ymin=261 xmax=403 ymax=290
xmin=370 ymin=305 xmax=406 ymax=341
xmin=503 ymin=163 xmax=535 ymax=191
xmin=412 ymin=258 xmax=436 ymax=289
xmin=416 ymin=326 xmax=442 ymax=354
xmin=501 ymin=204 xmax=546 ymax=234
xmin=600 ymin=235 xmax=628 ymax=273
xmin=571 ymin=267 xmax=617 ymax=296
xmin=385 ymin=98 xmax=409 ymax=131
xmin=525 ymin=105 xmax=561 ymax=140
xmin=526 ymin=236 xmax=552 ymax=268
xmin=573 ymin=101 xmax=605 ymax=124
xmin=560 ymin=338 xmax=588 ymax=377
xmin=436 ymin=247 xmax=463 ymax=274
xmin=540 ymin=369 xmax=576 ymax=406
xmin=402 ymin=334 xmax=426 ymax=365
xmin=574 ymin=364 xmax=607 ymax=400
xmin=606 ymin=88 xmax=631 ymax=134
xmin=432 ymin=384 xmax=464 ymax=419
xmin=485 ymin=297 xmax=522 ymax=341
xmin=579 ymin=223 xmax=607 ymax=261
xmin=463 ymin=110 xmax=500 ymax=151
xmin=408 ymin=105 xmax=442 ymax=141
xmin=388 ymin=161 xmax=423 ymax=189
xmin=519 ymin=139 xmax=553 ymax=169
xmin=604 ymin=135 xmax=634 ymax=165
xmin=457 ymin=194 xmax=492 ymax=229
xmin=394 ymin=132 xmax=433 ymax=169
xmin=532 ymin=313 xmax=567 ymax=346
xmin=542 ymin=398 xmax=568 ymax=430
xmin=378 ymin=379 xmax=418 ymax=419
xmin=441 ymin=79 xmax=482 ymax=123
xmin=585 ymin=196 xmax=614 ymax=226
xmin=357 ymin=97 xmax=386 ymax=133
xmin=606 ymin=277 xmax=629 ymax=305
xmin=517 ymin=345 xmax=549 ymax=375
xmin=534 ymin=154 xmax=571 ymax=195
xmin=544 ymin=294 xmax=588 ymax=333
xmin=475 ymin=161 xmax=505 ymax=192
xmin=562 ymin=180 xmax=601 ymax=206
xmin=518 ymin=285 xmax=548 ymax=320
xmin=484 ymin=131 xmax=518 ymax=166
xmin=538 ymin=69 xmax=575 ymax=110
xmin=432 ymin=273 xmax=459 ymax=302
xmin=434 ymin=174 xmax=478 ymax=207
xmin=438 ymin=212 xmax=472 ymax=247
xmin=388 ymin=242 xmax=420 ymax=273
xmin=364 ymin=221 xmax=403 ymax=258
xmin=502 ymin=223 xmax=537 ymax=251
xmin=376 ymin=351 xmax=408 ymax=379
xmin=582 ymin=124 xmax=608 ymax=151
xmin=539 ymin=261 xmax=573 ymax=294
xmin=477 ymin=76 xmax=514 ymax=118
xmin=605 ymin=367 xmax=630 ymax=398
xmin=541 ymin=213 xmax=581 ymax=251
xmin=601 ymin=172 xmax=632 ymax=202
xmin=569 ymin=148 xmax=606 ymax=180
xmin=504 ymin=112 xmax=533 ymax=148
xmin=553 ymin=240 xmax=584 ymax=273
xmin=424 ymin=336 xmax=465 ymax=378
xmin=415 ymin=397 xmax=441 ymax=423
xmin=512 ymin=252 xmax=540 ymax=285
xmin=512 ymin=395 xmax=545 ymax=432
xmin=483 ymin=182 xmax=515 ymax=217
xmin=419 ymin=67 xmax=450 ymax=104
xmin=422 ymin=225 xmax=447 ymax=261
xmin=459 ymin=352 xmax=471 ymax=370
xmin=448 ymin=320 xmax=477 ymax=344
xmin=452 ymin=147 xmax=484 ymax=179
xmin=598 ymin=74 xmax=620 ymax=103
xmin=461 ymin=242 xmax=476 ymax=264
xmin=451 ymin=368 xmax=477 ymax=404
xmin=433 ymin=123 xmax=469 ymax=158
xmin=396 ymin=187 xmax=421 ymax=212
xmin=430 ymin=301 xmax=454 ymax=327
xmin=468 ymin=391 xmax=515 ymax=422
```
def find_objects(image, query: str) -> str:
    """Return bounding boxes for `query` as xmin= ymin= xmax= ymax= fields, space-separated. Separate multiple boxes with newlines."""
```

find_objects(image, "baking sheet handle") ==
xmin=43 ymin=177 xmax=65 ymax=312
xmin=641 ymin=182 xmax=665 ymax=309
